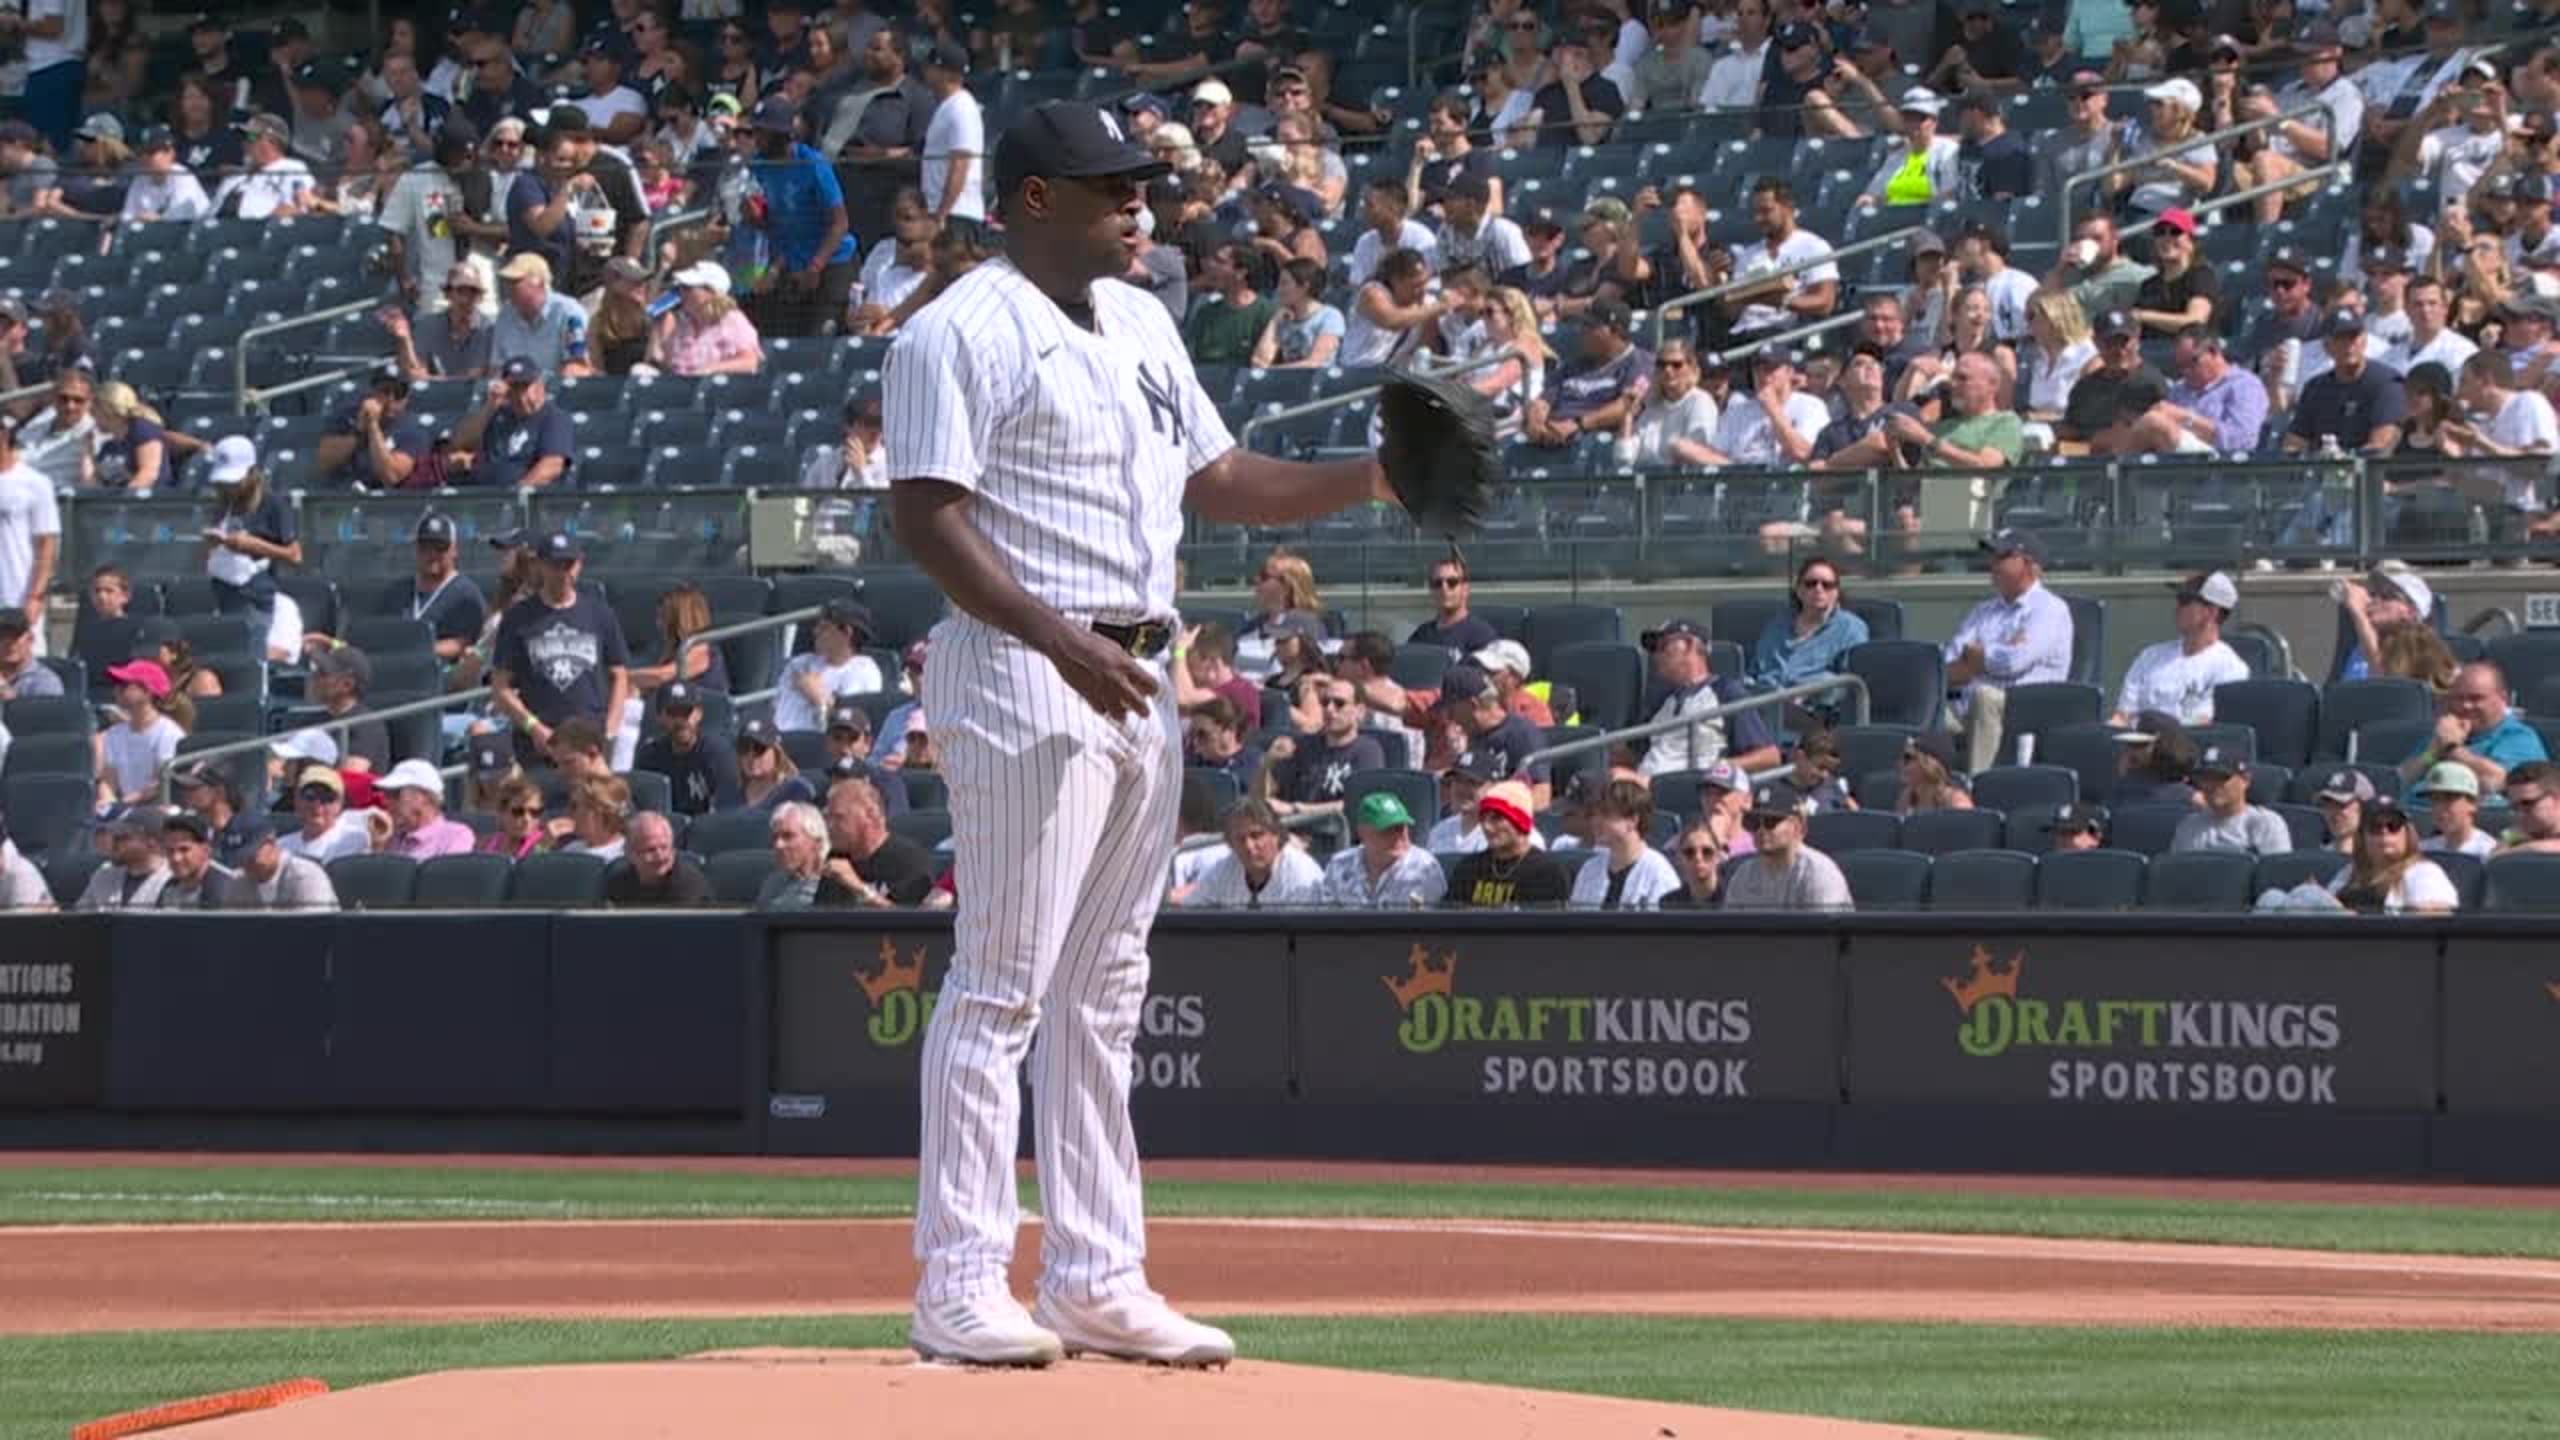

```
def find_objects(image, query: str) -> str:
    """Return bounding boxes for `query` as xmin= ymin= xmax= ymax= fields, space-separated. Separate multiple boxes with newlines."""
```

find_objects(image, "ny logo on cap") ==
xmin=1099 ymin=110 xmax=1125 ymax=142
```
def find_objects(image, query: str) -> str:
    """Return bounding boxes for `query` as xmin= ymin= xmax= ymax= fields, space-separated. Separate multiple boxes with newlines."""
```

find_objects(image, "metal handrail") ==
xmin=1521 ymin=673 xmax=1872 ymax=769
xmin=1713 ymin=309 xmax=1865 ymax=364
xmin=676 ymin=603 xmax=827 ymax=676
xmin=2057 ymin=100 xmax=2334 ymax=255
xmin=234 ymin=296 xmax=389 ymax=415
xmin=647 ymin=205 xmax=716 ymax=259
xmin=1649 ymin=225 xmax=1925 ymax=355
xmin=2227 ymin=620 xmax=2302 ymax=683
xmin=1234 ymin=346 xmax=1524 ymax=450
xmin=2121 ymin=162 xmax=2349 ymax=244
xmin=158 ymin=683 xmax=495 ymax=803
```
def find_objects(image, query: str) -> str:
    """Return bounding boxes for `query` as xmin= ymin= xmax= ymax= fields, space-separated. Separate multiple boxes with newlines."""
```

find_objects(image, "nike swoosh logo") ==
xmin=1036 ymin=343 xmax=1059 ymax=360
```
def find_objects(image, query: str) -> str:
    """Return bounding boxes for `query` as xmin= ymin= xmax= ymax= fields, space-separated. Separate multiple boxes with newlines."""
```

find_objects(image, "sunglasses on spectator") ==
xmin=2363 ymin=815 xmax=2409 ymax=835
xmin=1676 ymin=844 xmax=1722 ymax=859
xmin=2269 ymin=274 xmax=2303 ymax=289
xmin=1744 ymin=812 xmax=1790 ymax=831
xmin=511 ymin=805 xmax=544 ymax=818
xmin=1429 ymin=575 xmax=1465 ymax=588
xmin=1799 ymin=576 xmax=1838 ymax=590
xmin=297 ymin=786 xmax=339 ymax=803
xmin=1319 ymin=696 xmax=1355 ymax=709
xmin=1656 ymin=357 xmax=1690 ymax=371
xmin=2511 ymin=789 xmax=2555 ymax=807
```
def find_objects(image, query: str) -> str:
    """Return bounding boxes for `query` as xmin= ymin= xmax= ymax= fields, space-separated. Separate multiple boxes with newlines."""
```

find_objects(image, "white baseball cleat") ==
xmin=910 ymin=1293 xmax=1066 ymax=1367
xmin=1033 ymin=1291 xmax=1237 ymax=1367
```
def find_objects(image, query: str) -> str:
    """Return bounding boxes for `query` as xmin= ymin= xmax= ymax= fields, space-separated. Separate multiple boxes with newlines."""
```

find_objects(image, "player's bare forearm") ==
xmin=1185 ymin=450 xmax=1391 ymax=526
xmin=892 ymin=480 xmax=1080 ymax=652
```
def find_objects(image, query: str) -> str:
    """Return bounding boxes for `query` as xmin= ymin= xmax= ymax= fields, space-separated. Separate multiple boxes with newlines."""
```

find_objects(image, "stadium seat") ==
xmin=1470 ymin=604 xmax=1529 ymax=642
xmin=1709 ymin=597 xmax=1787 ymax=653
xmin=2143 ymin=851 xmax=2256 ymax=910
xmin=2254 ymin=850 xmax=2347 ymax=896
xmin=189 ymin=695 xmax=267 ymax=735
xmin=1833 ymin=724 xmax=1923 ymax=779
xmin=1852 ymin=768 xmax=1902 ymax=812
xmin=1343 ymin=769 xmax=1437 ymax=831
xmin=2212 ymin=679 xmax=2320 ymax=768
xmin=686 ymin=809 xmax=773 ymax=858
xmin=413 ymin=853 xmax=516 ymax=907
xmin=855 ymin=570 xmax=949 ymax=650
xmin=2314 ymin=679 xmax=2434 ymax=761
xmin=1901 ymin=808 xmax=2007 ymax=856
xmin=889 ymin=810 xmax=953 ymax=851
xmin=1840 ymin=642 xmax=1944 ymax=730
xmin=1 ymin=773 xmax=93 ymax=856
xmin=1540 ymin=724 xmax=1607 ymax=800
xmin=328 ymin=854 xmax=420 ymax=909
xmin=2483 ymin=853 xmax=2560 ymax=912
xmin=1928 ymin=849 xmax=2038 ymax=909
xmin=2034 ymin=849 xmax=2147 ymax=909
xmin=510 ymin=852 xmax=609 ymax=905
xmin=1186 ymin=766 xmax=1242 ymax=814
xmin=1995 ymin=683 xmax=2103 ymax=764
xmin=2246 ymin=763 xmax=2294 ymax=809
xmin=3 ymin=695 xmax=91 ymax=736
xmin=899 ymin=770 xmax=949 ymax=811
xmin=769 ymin=574 xmax=863 ymax=622
xmin=1389 ymin=643 xmax=1453 ymax=691
xmin=2486 ymin=633 xmax=2560 ymax=708
xmin=625 ymin=770 xmax=674 ymax=817
xmin=2 ymin=732 xmax=93 ymax=781
xmin=2272 ymin=803 xmax=2331 ymax=851
xmin=706 ymin=848 xmax=776 ymax=903
xmin=777 ymin=730 xmax=829 ymax=776
xmin=2055 ymin=592 xmax=2106 ymax=686
xmin=1837 ymin=849 xmax=1931 ymax=909
xmin=2107 ymin=804 xmax=2194 ymax=857
xmin=1844 ymin=597 xmax=1905 ymax=641
xmin=1521 ymin=604 xmax=1624 ymax=672
xmin=1807 ymin=809 xmax=1901 ymax=854
xmin=1545 ymin=641 xmax=1643 ymax=732
xmin=1969 ymin=765 xmax=2079 ymax=815
xmin=2432 ymin=851 xmax=2487 ymax=909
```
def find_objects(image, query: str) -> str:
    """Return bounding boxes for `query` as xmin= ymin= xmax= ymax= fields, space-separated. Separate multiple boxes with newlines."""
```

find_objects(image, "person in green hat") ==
xmin=2416 ymin=761 xmax=2497 ymax=858
xmin=1321 ymin=790 xmax=1448 ymax=907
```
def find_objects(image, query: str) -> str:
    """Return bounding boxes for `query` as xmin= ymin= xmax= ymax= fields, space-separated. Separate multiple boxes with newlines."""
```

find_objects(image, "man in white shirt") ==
xmin=1421 ymin=749 xmax=1552 ymax=853
xmin=2417 ymin=761 xmax=2500 ymax=858
xmin=0 ymin=413 xmax=58 ymax=638
xmin=208 ymin=114 xmax=315 ymax=220
xmin=1635 ymin=618 xmax=1782 ymax=777
xmin=570 ymin=43 xmax=649 ymax=145
xmin=2375 ymin=276 xmax=2477 ymax=377
xmin=1722 ymin=177 xmax=1839 ymax=338
xmin=1958 ymin=221 xmax=2039 ymax=344
xmin=1702 ymin=348 xmax=1828 ymax=466
xmin=919 ymin=41 xmax=986 ymax=231
xmin=2444 ymin=348 xmax=2560 ymax=534
xmin=2396 ymin=79 xmax=2505 ymax=207
xmin=1432 ymin=175 xmax=1529 ymax=275
xmin=1347 ymin=176 xmax=1438 ymax=287
xmin=1698 ymin=0 xmax=1774 ymax=111
xmin=1178 ymin=798 xmax=1325 ymax=907
xmin=1944 ymin=529 xmax=2075 ymax=772
xmin=2112 ymin=571 xmax=2251 ymax=726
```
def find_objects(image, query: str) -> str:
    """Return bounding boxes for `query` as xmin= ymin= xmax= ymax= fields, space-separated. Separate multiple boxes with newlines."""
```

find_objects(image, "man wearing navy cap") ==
xmin=219 ymin=814 xmax=340 ymax=911
xmin=886 ymin=99 xmax=1406 ymax=1371
xmin=399 ymin=514 xmax=489 ymax=665
xmin=2283 ymin=308 xmax=2405 ymax=457
xmin=454 ymin=356 xmax=576 ymax=489
xmin=315 ymin=364 xmax=430 ymax=491
xmin=490 ymin=531 xmax=631 ymax=765
xmin=1636 ymin=618 xmax=1781 ymax=778
xmin=1944 ymin=529 xmax=2075 ymax=772
xmin=576 ymin=37 xmax=650 ymax=144
xmin=2060 ymin=307 xmax=2173 ymax=452
xmin=1436 ymin=662 xmax=1556 ymax=808
xmin=634 ymin=680 xmax=743 ymax=817
xmin=746 ymin=91 xmax=856 ymax=337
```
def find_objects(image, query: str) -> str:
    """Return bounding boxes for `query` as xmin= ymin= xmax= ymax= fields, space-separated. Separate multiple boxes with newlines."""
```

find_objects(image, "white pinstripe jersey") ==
xmin=883 ymin=258 xmax=1236 ymax=621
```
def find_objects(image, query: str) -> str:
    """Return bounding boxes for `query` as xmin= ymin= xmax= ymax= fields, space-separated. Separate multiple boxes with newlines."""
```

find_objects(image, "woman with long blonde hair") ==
xmin=1241 ymin=549 xmax=1324 ymax=679
xmin=89 ymin=381 xmax=170 ymax=493
xmin=1472 ymin=285 xmax=1551 ymax=433
xmin=2022 ymin=288 xmax=2097 ymax=421
xmin=652 ymin=261 xmax=764 ymax=377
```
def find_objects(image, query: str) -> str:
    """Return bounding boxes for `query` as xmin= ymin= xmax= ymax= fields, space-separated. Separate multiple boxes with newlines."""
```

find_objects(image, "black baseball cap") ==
xmin=2265 ymin=245 xmax=2311 ymax=276
xmin=1980 ymin=528 xmax=2049 ymax=565
xmin=1435 ymin=662 xmax=1493 ymax=705
xmin=658 ymin=680 xmax=704 ymax=713
xmin=736 ymin=717 xmax=781 ymax=750
xmin=1444 ymin=747 xmax=1495 ymax=782
xmin=2094 ymin=307 xmax=2136 ymax=339
xmin=468 ymin=736 xmax=514 ymax=775
xmin=925 ymin=38 xmax=970 ymax=73
xmin=1586 ymin=297 xmax=1633 ymax=336
xmin=163 ymin=811 xmax=212 ymax=844
xmin=993 ymin=100 xmax=1172 ymax=202
xmin=499 ymin=355 xmax=541 ymax=386
xmin=2054 ymin=803 xmax=2108 ymax=837
xmin=1640 ymin=617 xmax=1707 ymax=651
xmin=748 ymin=95 xmax=797 ymax=134
xmin=1774 ymin=20 xmax=1822 ymax=48
xmin=2324 ymin=306 xmax=2366 ymax=338
xmin=817 ymin=597 xmax=874 ymax=635
xmin=2194 ymin=744 xmax=2248 ymax=777
xmin=533 ymin=531 xmax=582 ymax=564
xmin=2364 ymin=244 xmax=2410 ymax=273
xmin=414 ymin=512 xmax=457 ymax=546
xmin=826 ymin=698 xmax=871 ymax=733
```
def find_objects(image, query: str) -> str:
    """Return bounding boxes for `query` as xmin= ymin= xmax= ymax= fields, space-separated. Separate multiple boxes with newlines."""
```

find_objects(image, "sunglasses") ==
xmin=1746 ymin=811 xmax=1793 ymax=830
xmin=297 ymin=787 xmax=340 ymax=803
xmin=2363 ymin=815 xmax=2409 ymax=834
xmin=1429 ymin=576 xmax=1465 ymax=588
xmin=2513 ymin=790 xmax=2556 ymax=807
xmin=1319 ymin=697 xmax=1355 ymax=709
xmin=1799 ymin=576 xmax=1838 ymax=590
xmin=1676 ymin=844 xmax=1722 ymax=859
xmin=2269 ymin=274 xmax=2304 ymax=289
xmin=510 ymin=805 xmax=544 ymax=818
xmin=1656 ymin=358 xmax=1691 ymax=371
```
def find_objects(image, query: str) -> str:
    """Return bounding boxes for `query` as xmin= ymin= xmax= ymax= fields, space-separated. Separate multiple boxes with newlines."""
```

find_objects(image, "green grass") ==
xmin=5 ymin=1164 xmax=2560 ymax=1258
xmin=6 ymin=1313 xmax=2558 ymax=1440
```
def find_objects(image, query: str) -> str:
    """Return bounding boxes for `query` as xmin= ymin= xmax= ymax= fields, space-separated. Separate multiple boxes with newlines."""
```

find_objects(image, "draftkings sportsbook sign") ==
xmin=1846 ymin=934 xmax=2436 ymax=1110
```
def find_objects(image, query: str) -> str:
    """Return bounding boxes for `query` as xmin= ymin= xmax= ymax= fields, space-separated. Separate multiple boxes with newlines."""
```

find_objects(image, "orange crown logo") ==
xmin=1382 ymin=944 xmax=1457 ymax=1011
xmin=856 ymin=938 xmax=926 ymax=1006
xmin=1942 ymin=946 xmax=2024 ymax=1015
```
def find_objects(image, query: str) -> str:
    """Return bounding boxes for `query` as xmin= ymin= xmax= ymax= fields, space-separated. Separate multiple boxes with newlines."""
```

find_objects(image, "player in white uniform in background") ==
xmin=886 ymin=101 xmax=1397 ymax=1369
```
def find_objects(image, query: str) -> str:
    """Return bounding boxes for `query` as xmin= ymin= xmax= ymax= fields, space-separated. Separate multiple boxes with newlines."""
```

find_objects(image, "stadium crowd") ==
xmin=8 ymin=0 xmax=2560 ymax=914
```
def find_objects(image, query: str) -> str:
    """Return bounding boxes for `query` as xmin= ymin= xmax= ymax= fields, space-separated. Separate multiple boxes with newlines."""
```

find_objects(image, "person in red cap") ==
xmin=1447 ymin=779 xmax=1571 ymax=907
xmin=94 ymin=658 xmax=183 ymax=807
xmin=2130 ymin=208 xmax=2220 ymax=336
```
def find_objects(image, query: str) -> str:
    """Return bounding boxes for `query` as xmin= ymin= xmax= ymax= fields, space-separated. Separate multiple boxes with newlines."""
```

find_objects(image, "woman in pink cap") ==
xmin=92 ymin=657 xmax=185 ymax=808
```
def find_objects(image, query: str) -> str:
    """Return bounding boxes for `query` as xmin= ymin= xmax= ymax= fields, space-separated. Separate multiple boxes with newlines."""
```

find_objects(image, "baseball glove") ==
xmin=1376 ymin=368 xmax=1499 ymax=539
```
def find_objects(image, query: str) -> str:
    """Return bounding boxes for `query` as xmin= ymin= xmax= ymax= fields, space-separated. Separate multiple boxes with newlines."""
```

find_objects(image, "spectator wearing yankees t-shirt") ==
xmin=490 ymin=531 xmax=631 ymax=765
xmin=1254 ymin=673 xmax=1385 ymax=819
xmin=632 ymin=682 xmax=742 ymax=817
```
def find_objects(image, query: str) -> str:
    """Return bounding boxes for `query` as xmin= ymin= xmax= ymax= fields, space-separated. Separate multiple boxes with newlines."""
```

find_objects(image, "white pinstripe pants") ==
xmin=912 ymin=614 xmax=1182 ymax=1306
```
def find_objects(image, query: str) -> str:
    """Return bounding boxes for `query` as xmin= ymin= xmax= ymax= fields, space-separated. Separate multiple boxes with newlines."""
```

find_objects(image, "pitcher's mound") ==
xmin=159 ymin=1348 xmax=2013 ymax=1439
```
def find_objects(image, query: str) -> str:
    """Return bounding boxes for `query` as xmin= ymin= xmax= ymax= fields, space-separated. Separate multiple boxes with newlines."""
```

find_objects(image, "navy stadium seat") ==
xmin=1807 ymin=809 xmax=1901 ymax=854
xmin=2212 ymin=679 xmax=2319 ymax=768
xmin=2144 ymin=851 xmax=2256 ymax=910
xmin=707 ymin=848 xmax=777 ymax=902
xmin=1 ymin=773 xmax=94 ymax=855
xmin=1928 ymin=849 xmax=2038 ymax=909
xmin=2035 ymin=849 xmax=2147 ymax=909
xmin=2254 ymin=850 xmax=2347 ymax=896
xmin=1969 ymin=765 xmax=2079 ymax=815
xmin=1837 ymin=849 xmax=1931 ymax=909
xmin=1521 ymin=604 xmax=1624 ymax=672
xmin=1994 ymin=683 xmax=2103 ymax=764
xmin=2483 ymin=853 xmax=2560 ymax=912
xmin=1841 ymin=642 xmax=1944 ymax=730
xmin=2313 ymin=679 xmax=2434 ymax=761
xmin=413 ymin=853 xmax=516 ymax=907
xmin=2107 ymin=804 xmax=2194 ymax=857
xmin=328 ymin=854 xmax=420 ymax=908
xmin=1900 ymin=808 xmax=2007 ymax=856
xmin=1545 ymin=641 xmax=1644 ymax=732
xmin=510 ymin=852 xmax=610 ymax=905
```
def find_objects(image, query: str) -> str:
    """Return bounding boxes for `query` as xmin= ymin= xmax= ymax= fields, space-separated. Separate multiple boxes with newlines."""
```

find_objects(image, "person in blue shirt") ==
xmin=1749 ymin=554 xmax=1871 ymax=691
xmin=2405 ymin=660 xmax=2552 ymax=793
xmin=742 ymin=95 xmax=855 ymax=337
xmin=312 ymin=364 xmax=431 ymax=490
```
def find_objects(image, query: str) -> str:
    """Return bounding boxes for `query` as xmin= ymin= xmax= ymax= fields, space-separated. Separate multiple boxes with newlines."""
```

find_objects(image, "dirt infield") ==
xmin=11 ymin=1215 xmax=2560 ymax=1337
xmin=152 ymin=1349 xmax=2018 ymax=1440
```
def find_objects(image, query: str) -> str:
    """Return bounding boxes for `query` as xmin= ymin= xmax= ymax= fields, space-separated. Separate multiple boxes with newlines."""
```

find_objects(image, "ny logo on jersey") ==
xmin=1135 ymin=362 xmax=1186 ymax=446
